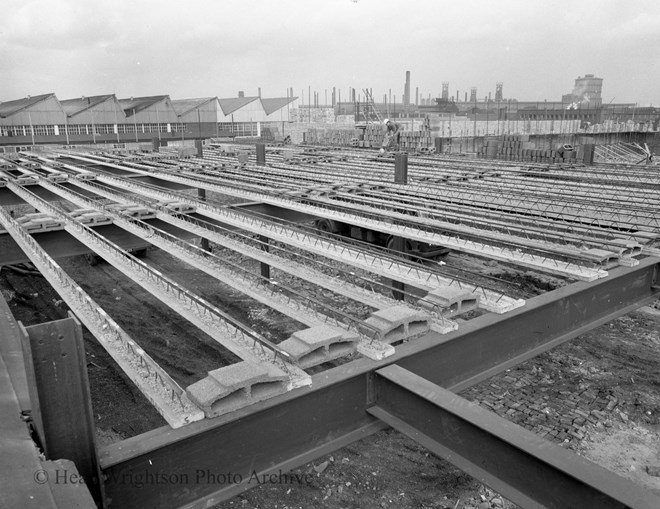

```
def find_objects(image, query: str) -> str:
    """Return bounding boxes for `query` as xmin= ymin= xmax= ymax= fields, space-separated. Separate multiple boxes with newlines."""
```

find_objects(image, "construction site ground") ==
xmin=2 ymin=244 xmax=659 ymax=509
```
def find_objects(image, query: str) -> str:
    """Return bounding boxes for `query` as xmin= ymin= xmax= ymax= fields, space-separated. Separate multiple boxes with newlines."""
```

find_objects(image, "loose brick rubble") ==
xmin=461 ymin=360 xmax=624 ymax=450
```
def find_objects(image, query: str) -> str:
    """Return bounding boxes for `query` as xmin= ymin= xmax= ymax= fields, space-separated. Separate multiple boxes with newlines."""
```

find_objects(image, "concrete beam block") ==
xmin=418 ymin=287 xmax=480 ymax=317
xmin=279 ymin=325 xmax=359 ymax=369
xmin=581 ymin=248 xmax=620 ymax=267
xmin=602 ymin=238 xmax=643 ymax=258
xmin=360 ymin=306 xmax=431 ymax=345
xmin=186 ymin=361 xmax=288 ymax=417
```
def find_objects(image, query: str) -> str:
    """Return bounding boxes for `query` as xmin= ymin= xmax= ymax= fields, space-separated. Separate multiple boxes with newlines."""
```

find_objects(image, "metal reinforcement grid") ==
xmin=59 ymin=152 xmax=612 ymax=281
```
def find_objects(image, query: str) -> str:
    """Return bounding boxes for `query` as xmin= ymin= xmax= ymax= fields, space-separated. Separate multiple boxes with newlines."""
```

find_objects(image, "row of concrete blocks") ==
xmin=186 ymin=287 xmax=483 ymax=418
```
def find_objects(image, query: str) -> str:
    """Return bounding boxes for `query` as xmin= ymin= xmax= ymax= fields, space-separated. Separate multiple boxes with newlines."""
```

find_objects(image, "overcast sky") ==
xmin=2 ymin=0 xmax=659 ymax=105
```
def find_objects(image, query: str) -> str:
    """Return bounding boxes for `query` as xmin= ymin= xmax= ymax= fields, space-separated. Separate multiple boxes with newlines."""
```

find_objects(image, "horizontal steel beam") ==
xmin=99 ymin=258 xmax=659 ymax=509
xmin=0 ymin=222 xmax=187 ymax=266
xmin=0 ymin=204 xmax=315 ymax=266
xmin=369 ymin=364 xmax=660 ymax=509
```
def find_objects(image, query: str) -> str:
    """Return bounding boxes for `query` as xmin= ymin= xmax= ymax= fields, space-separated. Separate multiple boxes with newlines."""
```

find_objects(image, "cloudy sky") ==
xmin=2 ymin=0 xmax=659 ymax=105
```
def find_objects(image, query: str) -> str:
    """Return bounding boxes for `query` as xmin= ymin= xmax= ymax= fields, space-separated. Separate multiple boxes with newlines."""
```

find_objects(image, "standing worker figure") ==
xmin=380 ymin=118 xmax=401 ymax=153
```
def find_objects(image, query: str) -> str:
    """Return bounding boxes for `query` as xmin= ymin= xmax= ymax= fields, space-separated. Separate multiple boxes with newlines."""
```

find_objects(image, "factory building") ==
xmin=0 ymin=94 xmax=67 ymax=143
xmin=0 ymin=93 xmax=299 ymax=147
xmin=60 ymin=94 xmax=127 ymax=144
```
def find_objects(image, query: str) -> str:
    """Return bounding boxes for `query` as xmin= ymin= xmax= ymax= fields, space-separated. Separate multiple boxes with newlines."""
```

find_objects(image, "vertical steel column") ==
xmin=256 ymin=143 xmax=266 ymax=166
xmin=198 ymin=188 xmax=211 ymax=252
xmin=391 ymin=153 xmax=408 ymax=300
xmin=260 ymin=235 xmax=271 ymax=280
xmin=20 ymin=313 xmax=105 ymax=506
xmin=394 ymin=152 xmax=408 ymax=184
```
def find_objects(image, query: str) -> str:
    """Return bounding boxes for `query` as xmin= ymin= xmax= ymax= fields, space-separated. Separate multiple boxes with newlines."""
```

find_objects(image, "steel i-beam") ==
xmin=98 ymin=259 xmax=659 ymax=509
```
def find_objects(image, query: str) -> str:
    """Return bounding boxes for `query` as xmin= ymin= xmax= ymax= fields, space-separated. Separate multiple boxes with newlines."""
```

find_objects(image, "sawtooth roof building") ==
xmin=0 ymin=93 xmax=298 ymax=147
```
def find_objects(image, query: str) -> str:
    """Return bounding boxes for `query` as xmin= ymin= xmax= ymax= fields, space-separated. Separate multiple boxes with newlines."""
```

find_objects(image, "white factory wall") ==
xmin=176 ymin=98 xmax=223 ymax=123
xmin=66 ymin=97 xmax=127 ymax=125
xmin=125 ymin=99 xmax=179 ymax=124
xmin=0 ymin=95 xmax=65 ymax=125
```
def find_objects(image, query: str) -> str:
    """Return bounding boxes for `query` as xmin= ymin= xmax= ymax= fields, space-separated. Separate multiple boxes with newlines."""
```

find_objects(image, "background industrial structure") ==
xmin=1 ymin=71 xmax=659 ymax=509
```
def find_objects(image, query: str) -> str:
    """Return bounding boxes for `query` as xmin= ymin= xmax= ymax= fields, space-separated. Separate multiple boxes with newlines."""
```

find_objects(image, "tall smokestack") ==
xmin=404 ymin=70 xmax=411 ymax=107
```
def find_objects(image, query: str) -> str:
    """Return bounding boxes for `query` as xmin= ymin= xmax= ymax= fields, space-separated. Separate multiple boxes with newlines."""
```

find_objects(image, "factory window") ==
xmin=144 ymin=123 xmax=167 ymax=133
xmin=218 ymin=122 xmax=259 ymax=136
xmin=119 ymin=124 xmax=138 ymax=134
xmin=94 ymin=124 xmax=114 ymax=135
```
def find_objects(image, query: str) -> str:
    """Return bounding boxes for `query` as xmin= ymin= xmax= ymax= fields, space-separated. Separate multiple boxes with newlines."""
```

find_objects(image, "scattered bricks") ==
xmin=278 ymin=325 xmax=359 ymax=369
xmin=606 ymin=399 xmax=618 ymax=411
xmin=360 ymin=306 xmax=431 ymax=344
xmin=186 ymin=361 xmax=289 ymax=417
xmin=569 ymin=430 xmax=585 ymax=440
xmin=417 ymin=286 xmax=480 ymax=317
xmin=646 ymin=466 xmax=660 ymax=477
xmin=574 ymin=409 xmax=590 ymax=419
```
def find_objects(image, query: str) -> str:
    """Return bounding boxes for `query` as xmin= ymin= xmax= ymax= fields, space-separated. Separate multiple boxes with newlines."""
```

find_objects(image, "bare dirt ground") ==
xmin=2 ymin=247 xmax=659 ymax=509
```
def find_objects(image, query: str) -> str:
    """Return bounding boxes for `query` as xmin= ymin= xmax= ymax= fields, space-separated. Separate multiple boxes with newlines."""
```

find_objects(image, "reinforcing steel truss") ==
xmin=12 ymin=258 xmax=658 ymax=508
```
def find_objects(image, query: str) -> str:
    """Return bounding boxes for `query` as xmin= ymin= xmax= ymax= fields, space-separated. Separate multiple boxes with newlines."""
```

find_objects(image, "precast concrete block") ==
xmin=279 ymin=325 xmax=358 ymax=369
xmin=602 ymin=238 xmax=643 ymax=258
xmin=418 ymin=287 xmax=480 ymax=317
xmin=186 ymin=361 xmax=288 ymax=417
xmin=360 ymin=306 xmax=431 ymax=345
xmin=581 ymin=248 xmax=620 ymax=267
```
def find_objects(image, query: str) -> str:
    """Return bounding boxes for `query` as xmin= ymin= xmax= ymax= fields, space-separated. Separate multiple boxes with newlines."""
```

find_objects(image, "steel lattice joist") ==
xmin=97 ymin=258 xmax=659 ymax=509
